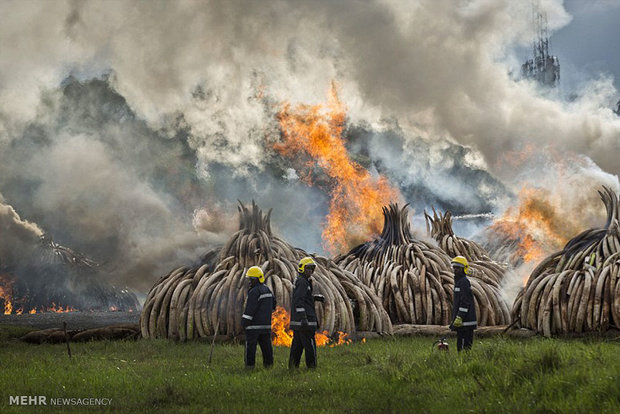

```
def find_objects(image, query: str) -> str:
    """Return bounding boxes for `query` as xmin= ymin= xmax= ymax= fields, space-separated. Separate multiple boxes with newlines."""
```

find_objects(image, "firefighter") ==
xmin=449 ymin=256 xmax=477 ymax=351
xmin=288 ymin=256 xmax=324 ymax=369
xmin=241 ymin=266 xmax=275 ymax=368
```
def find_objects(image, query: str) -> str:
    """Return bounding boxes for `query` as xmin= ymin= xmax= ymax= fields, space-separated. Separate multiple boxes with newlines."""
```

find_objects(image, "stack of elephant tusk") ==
xmin=424 ymin=207 xmax=512 ymax=326
xmin=512 ymin=186 xmax=620 ymax=336
xmin=335 ymin=204 xmax=510 ymax=326
xmin=140 ymin=201 xmax=392 ymax=340
xmin=425 ymin=208 xmax=491 ymax=262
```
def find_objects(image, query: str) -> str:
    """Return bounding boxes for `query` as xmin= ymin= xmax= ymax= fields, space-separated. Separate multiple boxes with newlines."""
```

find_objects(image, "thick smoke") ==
xmin=0 ymin=79 xmax=228 ymax=290
xmin=346 ymin=125 xmax=512 ymax=215
xmin=0 ymin=193 xmax=142 ymax=311
xmin=0 ymin=76 xmax=333 ymax=291
xmin=4 ymin=1 xmax=616 ymax=174
xmin=1 ymin=0 xmax=619 ymax=296
xmin=0 ymin=195 xmax=43 ymax=265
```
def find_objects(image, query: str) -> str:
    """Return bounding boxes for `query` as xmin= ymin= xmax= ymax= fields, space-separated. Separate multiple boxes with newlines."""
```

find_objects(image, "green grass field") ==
xmin=1 ymin=325 xmax=619 ymax=413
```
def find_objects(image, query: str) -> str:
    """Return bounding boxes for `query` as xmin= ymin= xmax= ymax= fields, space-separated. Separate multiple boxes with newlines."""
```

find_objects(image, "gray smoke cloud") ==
xmin=0 ymin=194 xmax=43 ymax=265
xmin=0 ymin=78 xmax=229 ymax=290
xmin=2 ymin=1 xmax=618 ymax=175
xmin=1 ymin=0 xmax=619 ymax=295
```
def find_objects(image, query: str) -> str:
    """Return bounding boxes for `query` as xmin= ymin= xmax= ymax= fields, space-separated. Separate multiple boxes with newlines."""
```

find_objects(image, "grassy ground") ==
xmin=0 ymin=325 xmax=619 ymax=413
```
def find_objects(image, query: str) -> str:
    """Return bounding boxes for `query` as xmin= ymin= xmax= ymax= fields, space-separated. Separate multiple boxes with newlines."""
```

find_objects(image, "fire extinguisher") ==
xmin=432 ymin=337 xmax=449 ymax=352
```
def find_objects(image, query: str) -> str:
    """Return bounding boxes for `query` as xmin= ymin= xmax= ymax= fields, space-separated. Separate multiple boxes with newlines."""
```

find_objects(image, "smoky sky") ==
xmin=1 ymin=0 xmax=618 ymax=173
xmin=1 ymin=0 xmax=620 ymax=291
xmin=552 ymin=0 xmax=620 ymax=92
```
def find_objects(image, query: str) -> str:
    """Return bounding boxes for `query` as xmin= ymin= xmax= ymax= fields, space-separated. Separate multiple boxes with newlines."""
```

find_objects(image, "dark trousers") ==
xmin=245 ymin=331 xmax=273 ymax=367
xmin=288 ymin=330 xmax=317 ymax=368
xmin=456 ymin=328 xmax=474 ymax=352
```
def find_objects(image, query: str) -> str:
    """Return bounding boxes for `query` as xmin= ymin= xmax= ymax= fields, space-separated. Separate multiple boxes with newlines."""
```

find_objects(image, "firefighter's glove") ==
xmin=313 ymin=294 xmax=325 ymax=303
xmin=301 ymin=318 xmax=309 ymax=327
xmin=453 ymin=316 xmax=463 ymax=328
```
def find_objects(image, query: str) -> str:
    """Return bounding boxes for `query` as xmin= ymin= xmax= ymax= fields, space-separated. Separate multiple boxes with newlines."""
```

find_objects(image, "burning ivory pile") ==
xmin=335 ymin=204 xmax=510 ymax=326
xmin=140 ymin=202 xmax=391 ymax=340
xmin=511 ymin=187 xmax=620 ymax=336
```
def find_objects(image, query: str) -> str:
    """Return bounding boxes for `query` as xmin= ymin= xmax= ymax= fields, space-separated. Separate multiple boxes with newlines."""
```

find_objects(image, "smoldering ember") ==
xmin=1 ymin=1 xmax=620 ymax=412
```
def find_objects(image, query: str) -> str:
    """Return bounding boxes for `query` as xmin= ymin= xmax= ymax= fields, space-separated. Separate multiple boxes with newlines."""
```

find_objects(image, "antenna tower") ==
xmin=521 ymin=0 xmax=560 ymax=87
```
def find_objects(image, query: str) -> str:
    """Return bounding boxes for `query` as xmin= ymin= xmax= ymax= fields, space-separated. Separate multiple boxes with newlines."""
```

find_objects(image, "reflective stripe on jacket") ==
xmin=290 ymin=276 xmax=318 ymax=331
xmin=241 ymin=284 xmax=275 ymax=333
xmin=451 ymin=276 xmax=477 ymax=329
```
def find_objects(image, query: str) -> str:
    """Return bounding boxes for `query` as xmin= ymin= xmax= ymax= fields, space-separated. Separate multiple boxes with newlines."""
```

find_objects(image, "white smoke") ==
xmin=1 ymin=1 xmax=618 ymax=174
xmin=0 ymin=195 xmax=43 ymax=265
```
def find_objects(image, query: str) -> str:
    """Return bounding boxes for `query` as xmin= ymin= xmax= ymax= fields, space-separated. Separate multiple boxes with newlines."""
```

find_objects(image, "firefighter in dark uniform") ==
xmin=288 ymin=256 xmax=324 ymax=369
xmin=450 ymin=256 xmax=477 ymax=351
xmin=241 ymin=266 xmax=275 ymax=368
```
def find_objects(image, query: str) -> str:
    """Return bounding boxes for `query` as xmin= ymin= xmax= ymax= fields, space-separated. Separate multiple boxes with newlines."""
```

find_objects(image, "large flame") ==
xmin=275 ymin=83 xmax=401 ymax=254
xmin=491 ymin=186 xmax=574 ymax=266
xmin=492 ymin=147 xmax=611 ymax=275
xmin=271 ymin=306 xmax=351 ymax=347
xmin=271 ymin=306 xmax=294 ymax=346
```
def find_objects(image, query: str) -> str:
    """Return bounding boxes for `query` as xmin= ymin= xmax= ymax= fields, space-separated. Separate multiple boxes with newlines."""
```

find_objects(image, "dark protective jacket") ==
xmin=450 ymin=273 xmax=477 ymax=330
xmin=241 ymin=284 xmax=275 ymax=333
xmin=290 ymin=276 xmax=318 ymax=331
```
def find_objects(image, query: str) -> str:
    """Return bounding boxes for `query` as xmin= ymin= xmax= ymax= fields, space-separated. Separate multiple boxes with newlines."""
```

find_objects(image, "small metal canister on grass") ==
xmin=433 ymin=337 xmax=449 ymax=352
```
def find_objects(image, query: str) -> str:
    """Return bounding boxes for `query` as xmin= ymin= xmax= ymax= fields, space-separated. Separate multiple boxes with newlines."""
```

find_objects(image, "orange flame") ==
xmin=48 ymin=303 xmax=77 ymax=313
xmin=271 ymin=306 xmax=351 ymax=347
xmin=315 ymin=331 xmax=331 ymax=347
xmin=329 ymin=331 xmax=352 ymax=347
xmin=1 ymin=275 xmax=14 ymax=315
xmin=3 ymin=299 xmax=13 ymax=315
xmin=492 ymin=186 xmax=573 ymax=267
xmin=275 ymin=83 xmax=401 ymax=254
xmin=271 ymin=306 xmax=294 ymax=347
xmin=1 ymin=275 xmax=78 ymax=314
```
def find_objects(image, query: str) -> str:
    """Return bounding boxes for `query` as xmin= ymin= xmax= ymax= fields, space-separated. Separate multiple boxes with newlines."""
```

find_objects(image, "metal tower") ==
xmin=521 ymin=0 xmax=560 ymax=87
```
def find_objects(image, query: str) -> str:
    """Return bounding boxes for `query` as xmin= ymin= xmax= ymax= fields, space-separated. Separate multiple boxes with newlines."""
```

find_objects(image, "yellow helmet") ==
xmin=246 ymin=266 xmax=265 ymax=283
xmin=298 ymin=256 xmax=316 ymax=273
xmin=451 ymin=256 xmax=469 ymax=275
